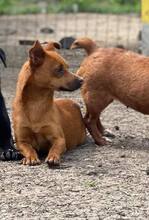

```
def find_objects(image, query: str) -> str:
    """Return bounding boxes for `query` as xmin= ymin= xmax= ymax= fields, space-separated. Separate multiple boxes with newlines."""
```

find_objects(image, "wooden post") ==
xmin=141 ymin=0 xmax=149 ymax=55
xmin=142 ymin=0 xmax=149 ymax=23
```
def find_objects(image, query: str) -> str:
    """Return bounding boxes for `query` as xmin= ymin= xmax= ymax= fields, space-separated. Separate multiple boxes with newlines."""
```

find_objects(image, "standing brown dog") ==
xmin=12 ymin=40 xmax=86 ymax=166
xmin=71 ymin=37 xmax=149 ymax=146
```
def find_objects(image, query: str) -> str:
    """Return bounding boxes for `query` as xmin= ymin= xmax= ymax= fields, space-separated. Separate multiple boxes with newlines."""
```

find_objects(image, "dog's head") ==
xmin=29 ymin=41 xmax=83 ymax=91
xmin=71 ymin=37 xmax=98 ymax=55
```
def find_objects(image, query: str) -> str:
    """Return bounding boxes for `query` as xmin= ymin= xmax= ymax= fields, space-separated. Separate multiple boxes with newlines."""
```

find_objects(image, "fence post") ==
xmin=141 ymin=0 xmax=149 ymax=55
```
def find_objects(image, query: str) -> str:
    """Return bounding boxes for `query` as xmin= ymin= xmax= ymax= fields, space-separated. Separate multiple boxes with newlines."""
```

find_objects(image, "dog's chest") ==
xmin=31 ymin=124 xmax=43 ymax=133
xmin=24 ymin=102 xmax=50 ymax=130
xmin=26 ymin=103 xmax=45 ymax=120
xmin=32 ymin=132 xmax=50 ymax=151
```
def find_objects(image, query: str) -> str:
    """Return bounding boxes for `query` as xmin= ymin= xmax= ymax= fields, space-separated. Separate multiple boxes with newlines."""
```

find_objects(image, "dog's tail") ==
xmin=71 ymin=37 xmax=98 ymax=55
xmin=0 ymin=48 xmax=7 ymax=68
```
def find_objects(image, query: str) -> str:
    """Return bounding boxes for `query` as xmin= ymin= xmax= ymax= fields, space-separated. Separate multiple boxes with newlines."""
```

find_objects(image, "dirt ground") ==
xmin=0 ymin=47 xmax=149 ymax=220
xmin=0 ymin=13 xmax=148 ymax=220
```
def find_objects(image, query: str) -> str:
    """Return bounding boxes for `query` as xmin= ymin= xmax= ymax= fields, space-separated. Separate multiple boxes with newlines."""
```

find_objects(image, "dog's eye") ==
xmin=55 ymin=65 xmax=65 ymax=77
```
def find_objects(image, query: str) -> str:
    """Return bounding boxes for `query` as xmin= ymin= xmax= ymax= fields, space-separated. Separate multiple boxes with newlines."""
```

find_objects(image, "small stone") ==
xmin=146 ymin=167 xmax=149 ymax=175
xmin=115 ymin=126 xmax=120 ymax=131
xmin=121 ymin=145 xmax=125 ymax=149
xmin=18 ymin=189 xmax=21 ymax=194
xmin=98 ymin=162 xmax=102 ymax=167
xmin=86 ymin=170 xmax=98 ymax=176
xmin=120 ymin=154 xmax=126 ymax=158
xmin=118 ymin=211 xmax=126 ymax=217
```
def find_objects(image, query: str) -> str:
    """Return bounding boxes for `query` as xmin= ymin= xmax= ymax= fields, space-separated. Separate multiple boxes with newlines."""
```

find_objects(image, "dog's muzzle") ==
xmin=59 ymin=78 xmax=83 ymax=91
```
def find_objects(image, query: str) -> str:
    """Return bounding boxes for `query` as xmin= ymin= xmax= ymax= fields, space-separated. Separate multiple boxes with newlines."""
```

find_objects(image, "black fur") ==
xmin=0 ymin=48 xmax=22 ymax=160
xmin=0 ymin=48 xmax=7 ymax=67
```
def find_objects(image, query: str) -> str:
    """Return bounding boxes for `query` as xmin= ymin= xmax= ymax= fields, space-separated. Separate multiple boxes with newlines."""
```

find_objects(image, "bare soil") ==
xmin=0 ymin=47 xmax=149 ymax=220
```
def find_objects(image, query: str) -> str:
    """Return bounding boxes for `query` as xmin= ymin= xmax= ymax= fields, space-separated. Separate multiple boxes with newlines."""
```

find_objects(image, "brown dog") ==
xmin=12 ymin=40 xmax=86 ymax=166
xmin=71 ymin=37 xmax=149 ymax=146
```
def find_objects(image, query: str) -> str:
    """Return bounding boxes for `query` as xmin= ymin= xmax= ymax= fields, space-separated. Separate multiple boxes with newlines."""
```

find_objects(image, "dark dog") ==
xmin=0 ymin=49 xmax=22 ymax=160
xmin=59 ymin=37 xmax=76 ymax=49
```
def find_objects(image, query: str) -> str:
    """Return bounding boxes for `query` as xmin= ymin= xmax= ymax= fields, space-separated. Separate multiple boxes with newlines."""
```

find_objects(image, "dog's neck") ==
xmin=85 ymin=44 xmax=97 ymax=55
xmin=22 ymin=81 xmax=54 ymax=104
xmin=14 ymin=62 xmax=55 ymax=124
xmin=22 ymin=81 xmax=54 ymax=122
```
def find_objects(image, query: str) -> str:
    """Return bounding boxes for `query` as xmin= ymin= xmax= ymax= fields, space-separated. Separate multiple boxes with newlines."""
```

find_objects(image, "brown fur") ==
xmin=71 ymin=37 xmax=149 ymax=145
xmin=12 ymin=40 xmax=86 ymax=166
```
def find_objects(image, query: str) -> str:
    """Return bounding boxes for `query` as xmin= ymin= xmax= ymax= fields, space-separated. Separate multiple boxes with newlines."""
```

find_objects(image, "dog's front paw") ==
xmin=45 ymin=153 xmax=60 ymax=167
xmin=22 ymin=156 xmax=41 ymax=166
xmin=0 ymin=149 xmax=23 ymax=161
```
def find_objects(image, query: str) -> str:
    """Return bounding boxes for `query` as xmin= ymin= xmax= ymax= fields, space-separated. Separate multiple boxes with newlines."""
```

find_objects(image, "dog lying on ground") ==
xmin=12 ymin=40 xmax=86 ymax=166
xmin=0 ymin=48 xmax=21 ymax=160
xmin=71 ymin=37 xmax=149 ymax=146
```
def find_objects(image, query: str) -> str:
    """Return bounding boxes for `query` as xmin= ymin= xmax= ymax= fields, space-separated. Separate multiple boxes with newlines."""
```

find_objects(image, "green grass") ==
xmin=0 ymin=0 xmax=141 ymax=15
xmin=49 ymin=0 xmax=140 ymax=14
xmin=0 ymin=0 xmax=40 ymax=14
xmin=85 ymin=181 xmax=97 ymax=188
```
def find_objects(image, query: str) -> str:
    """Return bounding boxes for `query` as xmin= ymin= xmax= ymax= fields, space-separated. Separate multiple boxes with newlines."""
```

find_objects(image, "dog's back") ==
xmin=78 ymin=46 xmax=149 ymax=114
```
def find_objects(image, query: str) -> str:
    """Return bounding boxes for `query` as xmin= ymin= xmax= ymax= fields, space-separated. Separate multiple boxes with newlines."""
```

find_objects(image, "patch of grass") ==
xmin=0 ymin=0 xmax=42 ymax=15
xmin=50 ymin=0 xmax=140 ymax=14
xmin=0 ymin=0 xmax=141 ymax=15
xmin=85 ymin=181 xmax=97 ymax=188
xmin=48 ymin=0 xmax=140 ymax=14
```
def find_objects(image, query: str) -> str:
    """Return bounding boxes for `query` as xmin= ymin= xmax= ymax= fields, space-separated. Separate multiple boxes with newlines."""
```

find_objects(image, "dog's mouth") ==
xmin=58 ymin=87 xmax=73 ymax=92
xmin=58 ymin=78 xmax=83 ymax=92
xmin=58 ymin=87 xmax=75 ymax=92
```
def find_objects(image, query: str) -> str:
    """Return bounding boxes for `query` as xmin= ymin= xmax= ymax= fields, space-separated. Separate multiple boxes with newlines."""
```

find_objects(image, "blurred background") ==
xmin=0 ymin=0 xmax=142 ymax=68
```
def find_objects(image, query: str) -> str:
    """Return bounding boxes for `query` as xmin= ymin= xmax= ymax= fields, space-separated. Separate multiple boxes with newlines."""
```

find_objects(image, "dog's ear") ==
xmin=71 ymin=41 xmax=80 ymax=49
xmin=53 ymin=42 xmax=61 ymax=49
xmin=44 ymin=41 xmax=61 ymax=51
xmin=29 ymin=40 xmax=45 ymax=66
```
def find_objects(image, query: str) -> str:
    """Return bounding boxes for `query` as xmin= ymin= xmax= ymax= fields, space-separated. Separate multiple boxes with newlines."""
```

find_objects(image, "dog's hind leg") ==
xmin=96 ymin=118 xmax=104 ymax=134
xmin=0 ymin=92 xmax=22 ymax=161
xmin=96 ymin=118 xmax=115 ymax=139
xmin=83 ymin=92 xmax=113 ymax=146
xmin=84 ymin=112 xmax=106 ymax=145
